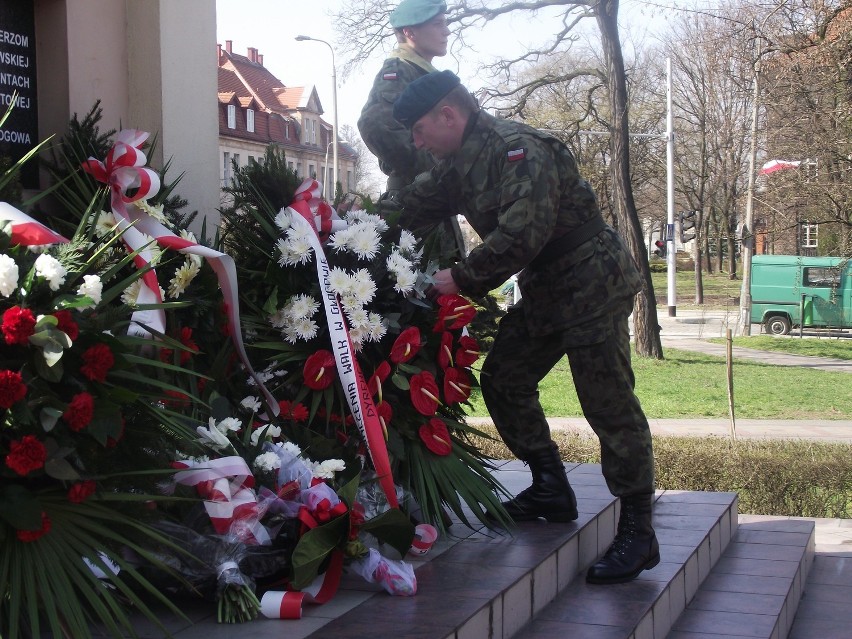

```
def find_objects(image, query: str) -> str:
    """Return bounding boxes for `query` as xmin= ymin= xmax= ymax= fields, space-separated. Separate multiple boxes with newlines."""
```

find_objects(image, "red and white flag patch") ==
xmin=383 ymin=72 xmax=399 ymax=81
xmin=507 ymin=148 xmax=526 ymax=162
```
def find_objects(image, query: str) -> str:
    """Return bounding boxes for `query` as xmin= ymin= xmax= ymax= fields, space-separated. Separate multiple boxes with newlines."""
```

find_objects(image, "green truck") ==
xmin=750 ymin=255 xmax=852 ymax=335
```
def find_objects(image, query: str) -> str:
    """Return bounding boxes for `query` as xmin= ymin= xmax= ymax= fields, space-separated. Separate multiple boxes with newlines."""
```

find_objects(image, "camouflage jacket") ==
xmin=357 ymin=45 xmax=438 ymax=184
xmin=397 ymin=111 xmax=642 ymax=335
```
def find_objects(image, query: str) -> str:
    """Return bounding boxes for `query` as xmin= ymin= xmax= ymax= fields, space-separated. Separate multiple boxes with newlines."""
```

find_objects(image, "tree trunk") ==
xmin=596 ymin=0 xmax=663 ymax=358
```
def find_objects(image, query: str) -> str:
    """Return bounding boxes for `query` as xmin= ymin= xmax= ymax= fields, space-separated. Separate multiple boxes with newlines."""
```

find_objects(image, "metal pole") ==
xmin=295 ymin=35 xmax=339 ymax=201
xmin=666 ymin=57 xmax=677 ymax=317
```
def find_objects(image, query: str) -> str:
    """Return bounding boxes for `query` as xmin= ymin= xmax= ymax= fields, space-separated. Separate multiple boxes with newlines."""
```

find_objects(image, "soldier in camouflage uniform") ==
xmin=357 ymin=0 xmax=465 ymax=263
xmin=392 ymin=70 xmax=659 ymax=585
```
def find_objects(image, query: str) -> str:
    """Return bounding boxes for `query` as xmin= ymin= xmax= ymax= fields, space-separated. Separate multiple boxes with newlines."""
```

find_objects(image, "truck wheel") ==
xmin=764 ymin=315 xmax=791 ymax=336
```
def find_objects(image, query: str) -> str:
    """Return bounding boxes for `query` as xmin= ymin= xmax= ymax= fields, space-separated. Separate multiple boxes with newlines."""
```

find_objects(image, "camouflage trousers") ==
xmin=480 ymin=303 xmax=655 ymax=497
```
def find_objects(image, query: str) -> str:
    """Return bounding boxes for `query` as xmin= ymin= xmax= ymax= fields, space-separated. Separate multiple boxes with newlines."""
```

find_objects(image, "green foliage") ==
xmin=715 ymin=335 xmax=852 ymax=361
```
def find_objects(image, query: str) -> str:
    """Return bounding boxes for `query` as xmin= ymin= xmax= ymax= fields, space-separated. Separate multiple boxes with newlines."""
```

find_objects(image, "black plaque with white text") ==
xmin=0 ymin=1 xmax=37 ymax=188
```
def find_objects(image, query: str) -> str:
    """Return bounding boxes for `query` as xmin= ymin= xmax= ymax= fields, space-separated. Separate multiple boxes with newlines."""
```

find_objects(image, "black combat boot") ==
xmin=502 ymin=444 xmax=578 ymax=522
xmin=586 ymin=493 xmax=660 ymax=584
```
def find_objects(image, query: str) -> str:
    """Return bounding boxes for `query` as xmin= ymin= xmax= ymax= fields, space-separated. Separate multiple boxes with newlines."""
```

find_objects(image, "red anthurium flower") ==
xmin=419 ymin=418 xmax=453 ymax=456
xmin=2 ymin=306 xmax=36 ymax=345
xmin=16 ymin=511 xmax=51 ymax=542
xmin=63 ymin=392 xmax=95 ymax=432
xmin=68 ymin=480 xmax=97 ymax=504
xmin=80 ymin=343 xmax=114 ymax=382
xmin=437 ymin=331 xmax=453 ymax=369
xmin=53 ymin=310 xmax=79 ymax=341
xmin=376 ymin=400 xmax=393 ymax=439
xmin=410 ymin=371 xmax=440 ymax=416
xmin=433 ymin=294 xmax=476 ymax=332
xmin=443 ymin=367 xmax=473 ymax=404
xmin=455 ymin=335 xmax=480 ymax=367
xmin=367 ymin=361 xmax=392 ymax=400
xmin=5 ymin=435 xmax=47 ymax=476
xmin=390 ymin=326 xmax=421 ymax=363
xmin=0 ymin=369 xmax=27 ymax=409
xmin=303 ymin=350 xmax=335 ymax=390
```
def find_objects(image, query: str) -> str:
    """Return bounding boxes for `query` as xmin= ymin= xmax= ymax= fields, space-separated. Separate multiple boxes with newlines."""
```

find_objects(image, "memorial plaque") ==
xmin=0 ymin=1 xmax=37 ymax=188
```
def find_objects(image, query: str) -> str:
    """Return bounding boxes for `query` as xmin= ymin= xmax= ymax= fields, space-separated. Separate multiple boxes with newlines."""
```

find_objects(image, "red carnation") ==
xmin=433 ymin=295 xmax=476 ymax=332
xmin=53 ymin=309 xmax=79 ymax=341
xmin=303 ymin=350 xmax=335 ymax=390
xmin=80 ymin=343 xmax=114 ymax=382
xmin=63 ymin=392 xmax=95 ymax=431
xmin=5 ymin=434 xmax=47 ymax=476
xmin=68 ymin=480 xmax=97 ymax=504
xmin=455 ymin=335 xmax=480 ymax=367
xmin=16 ymin=511 xmax=51 ymax=543
xmin=367 ymin=361 xmax=391 ymax=400
xmin=279 ymin=400 xmax=309 ymax=422
xmin=410 ymin=371 xmax=440 ymax=416
xmin=0 ymin=369 xmax=27 ymax=409
xmin=443 ymin=367 xmax=472 ymax=404
xmin=2 ymin=305 xmax=36 ymax=345
xmin=419 ymin=418 xmax=453 ymax=456
xmin=390 ymin=326 xmax=421 ymax=364
xmin=438 ymin=331 xmax=454 ymax=369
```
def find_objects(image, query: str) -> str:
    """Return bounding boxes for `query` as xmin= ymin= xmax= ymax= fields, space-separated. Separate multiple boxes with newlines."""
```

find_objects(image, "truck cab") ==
xmin=750 ymin=255 xmax=851 ymax=335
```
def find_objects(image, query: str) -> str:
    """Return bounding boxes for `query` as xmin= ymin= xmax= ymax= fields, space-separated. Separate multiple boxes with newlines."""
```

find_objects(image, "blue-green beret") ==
xmin=393 ymin=70 xmax=461 ymax=128
xmin=389 ymin=0 xmax=446 ymax=28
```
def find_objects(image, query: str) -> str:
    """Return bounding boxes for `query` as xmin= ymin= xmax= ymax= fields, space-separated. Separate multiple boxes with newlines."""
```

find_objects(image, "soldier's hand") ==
xmin=427 ymin=268 xmax=460 ymax=299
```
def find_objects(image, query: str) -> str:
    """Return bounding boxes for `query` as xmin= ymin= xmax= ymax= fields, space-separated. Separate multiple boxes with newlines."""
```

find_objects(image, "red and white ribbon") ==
xmin=260 ymin=550 xmax=344 ymax=619
xmin=82 ymin=130 xmax=277 ymax=414
xmin=173 ymin=456 xmax=270 ymax=545
xmin=285 ymin=179 xmax=398 ymax=509
xmin=0 ymin=201 xmax=70 ymax=246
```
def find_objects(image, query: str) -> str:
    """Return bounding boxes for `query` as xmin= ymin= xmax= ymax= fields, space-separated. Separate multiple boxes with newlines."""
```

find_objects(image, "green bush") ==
xmin=472 ymin=427 xmax=852 ymax=519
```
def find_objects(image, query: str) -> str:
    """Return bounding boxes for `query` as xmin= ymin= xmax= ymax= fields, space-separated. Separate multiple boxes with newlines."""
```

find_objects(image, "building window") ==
xmin=296 ymin=162 xmax=302 ymax=177
xmin=233 ymin=153 xmax=240 ymax=170
xmin=227 ymin=105 xmax=236 ymax=129
xmin=223 ymin=152 xmax=231 ymax=185
xmin=309 ymin=164 xmax=315 ymax=178
xmin=288 ymin=161 xmax=294 ymax=171
xmin=246 ymin=108 xmax=255 ymax=132
xmin=347 ymin=170 xmax=352 ymax=191
xmin=801 ymin=222 xmax=818 ymax=249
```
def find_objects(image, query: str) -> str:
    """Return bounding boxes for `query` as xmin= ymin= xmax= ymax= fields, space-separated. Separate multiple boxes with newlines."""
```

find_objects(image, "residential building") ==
xmin=217 ymin=41 xmax=356 ymax=200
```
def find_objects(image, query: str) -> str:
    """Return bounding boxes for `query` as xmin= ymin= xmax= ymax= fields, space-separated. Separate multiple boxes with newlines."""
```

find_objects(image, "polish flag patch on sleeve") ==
xmin=383 ymin=72 xmax=399 ymax=81
xmin=507 ymin=148 xmax=526 ymax=162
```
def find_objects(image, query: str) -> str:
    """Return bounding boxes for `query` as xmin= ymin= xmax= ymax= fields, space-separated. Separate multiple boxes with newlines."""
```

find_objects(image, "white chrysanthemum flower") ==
xmin=327 ymin=227 xmax=354 ymax=253
xmin=348 ymin=325 xmax=367 ymax=350
xmin=168 ymin=259 xmax=200 ymax=299
xmin=274 ymin=209 xmax=292 ymax=232
xmin=122 ymin=279 xmax=143 ymax=306
xmin=269 ymin=308 xmax=288 ymax=328
xmin=349 ymin=226 xmax=381 ymax=260
xmin=293 ymin=317 xmax=319 ymax=341
xmin=345 ymin=306 xmax=370 ymax=329
xmin=397 ymin=229 xmax=418 ymax=254
xmin=347 ymin=210 xmax=388 ymax=233
xmin=282 ymin=325 xmax=301 ymax=344
xmin=277 ymin=235 xmax=314 ymax=266
xmin=327 ymin=267 xmax=351 ymax=294
xmin=253 ymin=451 xmax=282 ymax=472
xmin=350 ymin=268 xmax=377 ymax=304
xmin=0 ymin=254 xmax=19 ymax=297
xmin=35 ymin=253 xmax=67 ymax=291
xmin=135 ymin=199 xmax=167 ymax=222
xmin=179 ymin=228 xmax=198 ymax=244
xmin=288 ymin=294 xmax=319 ymax=320
xmin=386 ymin=252 xmax=413 ymax=274
xmin=77 ymin=274 xmax=103 ymax=306
xmin=312 ymin=458 xmax=346 ymax=479
xmin=240 ymin=396 xmax=262 ymax=412
xmin=94 ymin=211 xmax=117 ymax=237
xmin=367 ymin=312 xmax=387 ymax=342
xmin=251 ymin=423 xmax=282 ymax=446
xmin=393 ymin=268 xmax=418 ymax=294
xmin=338 ymin=294 xmax=362 ymax=317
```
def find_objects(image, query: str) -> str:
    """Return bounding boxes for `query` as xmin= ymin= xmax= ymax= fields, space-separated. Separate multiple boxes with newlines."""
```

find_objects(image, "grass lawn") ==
xmin=466 ymin=346 xmax=852 ymax=420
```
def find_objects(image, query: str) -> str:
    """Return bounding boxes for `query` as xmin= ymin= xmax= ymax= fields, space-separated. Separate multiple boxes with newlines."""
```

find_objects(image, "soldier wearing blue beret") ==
xmin=393 ymin=72 xmax=660 ymax=586
xmin=358 ymin=0 xmax=466 ymax=263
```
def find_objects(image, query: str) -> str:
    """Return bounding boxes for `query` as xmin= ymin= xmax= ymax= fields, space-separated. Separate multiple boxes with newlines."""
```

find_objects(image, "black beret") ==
xmin=393 ymin=70 xmax=461 ymax=128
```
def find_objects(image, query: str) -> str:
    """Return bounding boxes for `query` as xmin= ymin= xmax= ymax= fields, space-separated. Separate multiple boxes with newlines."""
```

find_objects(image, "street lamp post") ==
xmin=295 ymin=35 xmax=338 ymax=202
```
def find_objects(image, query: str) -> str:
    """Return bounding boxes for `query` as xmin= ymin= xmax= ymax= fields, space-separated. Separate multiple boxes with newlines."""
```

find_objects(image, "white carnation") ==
xmin=35 ymin=253 xmax=67 ymax=291
xmin=0 ymin=254 xmax=19 ymax=297
xmin=312 ymin=458 xmax=346 ymax=479
xmin=253 ymin=451 xmax=282 ymax=473
xmin=240 ymin=395 xmax=262 ymax=412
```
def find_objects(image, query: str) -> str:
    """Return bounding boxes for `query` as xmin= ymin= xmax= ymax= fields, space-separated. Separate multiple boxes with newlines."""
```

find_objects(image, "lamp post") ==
xmin=295 ymin=35 xmax=338 ymax=202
